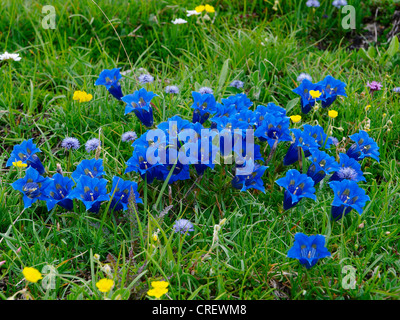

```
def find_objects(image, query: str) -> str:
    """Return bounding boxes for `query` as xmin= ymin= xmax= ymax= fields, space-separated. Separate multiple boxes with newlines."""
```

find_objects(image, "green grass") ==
xmin=1 ymin=0 xmax=400 ymax=300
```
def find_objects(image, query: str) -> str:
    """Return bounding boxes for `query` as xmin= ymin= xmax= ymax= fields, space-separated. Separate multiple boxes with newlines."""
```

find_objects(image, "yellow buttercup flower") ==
xmin=328 ymin=110 xmax=338 ymax=118
xmin=309 ymin=90 xmax=321 ymax=99
xmin=73 ymin=90 xmax=93 ymax=103
xmin=205 ymin=4 xmax=215 ymax=12
xmin=23 ymin=267 xmax=43 ymax=283
xmin=195 ymin=5 xmax=205 ymax=12
xmin=151 ymin=281 xmax=169 ymax=289
xmin=12 ymin=160 xmax=28 ymax=168
xmin=152 ymin=234 xmax=158 ymax=242
xmin=290 ymin=115 xmax=301 ymax=123
xmin=96 ymin=278 xmax=114 ymax=293
xmin=147 ymin=281 xmax=169 ymax=299
xmin=365 ymin=105 xmax=371 ymax=111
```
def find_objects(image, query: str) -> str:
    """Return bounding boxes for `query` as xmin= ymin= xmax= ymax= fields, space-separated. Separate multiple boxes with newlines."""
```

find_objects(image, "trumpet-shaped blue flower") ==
xmin=292 ymin=79 xmax=325 ymax=114
xmin=125 ymin=142 xmax=166 ymax=184
xmin=95 ymin=68 xmax=123 ymax=100
xmin=276 ymin=169 xmax=316 ymax=210
xmin=43 ymin=173 xmax=74 ymax=211
xmin=191 ymin=92 xmax=217 ymax=124
xmin=329 ymin=153 xmax=366 ymax=183
xmin=71 ymin=158 xmax=105 ymax=182
xmin=255 ymin=114 xmax=291 ymax=147
xmin=11 ymin=167 xmax=51 ymax=208
xmin=122 ymin=88 xmax=158 ymax=127
xmin=211 ymin=102 xmax=237 ymax=119
xmin=231 ymin=159 xmax=267 ymax=192
xmin=221 ymin=93 xmax=253 ymax=114
xmin=287 ymin=233 xmax=331 ymax=269
xmin=67 ymin=176 xmax=109 ymax=213
xmin=232 ymin=110 xmax=258 ymax=128
xmin=307 ymin=149 xmax=339 ymax=184
xmin=346 ymin=130 xmax=380 ymax=162
xmin=6 ymin=139 xmax=45 ymax=174
xmin=109 ymin=176 xmax=142 ymax=211
xmin=318 ymin=75 xmax=347 ymax=108
xmin=284 ymin=125 xmax=332 ymax=166
xmin=329 ymin=180 xmax=370 ymax=220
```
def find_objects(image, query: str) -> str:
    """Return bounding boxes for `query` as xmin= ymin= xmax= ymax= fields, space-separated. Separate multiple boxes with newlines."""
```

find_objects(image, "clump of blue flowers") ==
xmin=287 ymin=233 xmax=331 ymax=269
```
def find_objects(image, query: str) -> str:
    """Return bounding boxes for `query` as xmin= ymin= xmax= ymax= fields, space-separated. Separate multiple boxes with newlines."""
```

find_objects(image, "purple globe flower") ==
xmin=367 ymin=81 xmax=382 ymax=92
xmin=199 ymin=87 xmax=213 ymax=94
xmin=61 ymin=137 xmax=80 ymax=150
xmin=173 ymin=219 xmax=194 ymax=234
xmin=229 ymin=80 xmax=244 ymax=89
xmin=85 ymin=138 xmax=101 ymax=152
xmin=165 ymin=85 xmax=179 ymax=94
xmin=306 ymin=0 xmax=320 ymax=7
xmin=297 ymin=73 xmax=312 ymax=83
xmin=121 ymin=131 xmax=137 ymax=142
xmin=393 ymin=87 xmax=400 ymax=93
xmin=138 ymin=74 xmax=154 ymax=84
xmin=332 ymin=0 xmax=347 ymax=8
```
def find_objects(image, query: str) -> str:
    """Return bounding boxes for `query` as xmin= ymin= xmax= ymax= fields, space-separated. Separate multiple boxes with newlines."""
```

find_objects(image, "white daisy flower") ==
xmin=172 ymin=18 xmax=187 ymax=24
xmin=0 ymin=51 xmax=22 ymax=62
xmin=186 ymin=10 xmax=202 ymax=17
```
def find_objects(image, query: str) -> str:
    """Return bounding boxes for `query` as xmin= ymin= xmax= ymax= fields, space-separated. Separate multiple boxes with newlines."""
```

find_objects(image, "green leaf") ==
xmin=217 ymin=58 xmax=230 ymax=93
xmin=286 ymin=97 xmax=300 ymax=113
xmin=386 ymin=36 xmax=399 ymax=58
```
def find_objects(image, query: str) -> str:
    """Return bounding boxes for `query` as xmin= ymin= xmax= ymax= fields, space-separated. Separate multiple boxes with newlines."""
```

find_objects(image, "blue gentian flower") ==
xmin=231 ymin=159 xmax=267 ymax=192
xmin=6 ymin=139 xmax=45 ymax=174
xmin=287 ymin=233 xmax=331 ymax=269
xmin=232 ymin=110 xmax=259 ymax=128
xmin=292 ymin=79 xmax=325 ymax=114
xmin=221 ymin=93 xmax=253 ymax=114
xmin=346 ymin=130 xmax=380 ymax=162
xmin=165 ymin=85 xmax=179 ymax=94
xmin=329 ymin=180 xmax=370 ymax=220
xmin=254 ymin=104 xmax=286 ymax=127
xmin=11 ymin=167 xmax=51 ymax=209
xmin=122 ymin=88 xmax=158 ymax=127
xmin=121 ymin=131 xmax=137 ymax=142
xmin=198 ymin=87 xmax=213 ymax=94
xmin=212 ymin=117 xmax=249 ymax=156
xmin=329 ymin=153 xmax=366 ymax=183
xmin=61 ymin=137 xmax=80 ymax=150
xmin=125 ymin=143 xmax=166 ymax=184
xmin=318 ymin=75 xmax=347 ymax=108
xmin=138 ymin=74 xmax=154 ymax=84
xmin=191 ymin=92 xmax=217 ymax=124
xmin=109 ymin=176 xmax=142 ymax=211
xmin=306 ymin=149 xmax=339 ymax=184
xmin=283 ymin=126 xmax=322 ymax=166
xmin=229 ymin=80 xmax=244 ymax=89
xmin=157 ymin=115 xmax=192 ymax=145
xmin=43 ymin=173 xmax=74 ymax=211
xmin=211 ymin=102 xmax=237 ymax=120
xmin=71 ymin=158 xmax=105 ymax=182
xmin=275 ymin=169 xmax=317 ymax=210
xmin=173 ymin=219 xmax=194 ymax=234
xmin=255 ymin=114 xmax=292 ymax=147
xmin=67 ymin=176 xmax=109 ymax=213
xmin=159 ymin=146 xmax=191 ymax=184
xmin=95 ymin=68 xmax=123 ymax=100
xmin=297 ymin=73 xmax=312 ymax=83
xmin=85 ymin=138 xmax=101 ymax=152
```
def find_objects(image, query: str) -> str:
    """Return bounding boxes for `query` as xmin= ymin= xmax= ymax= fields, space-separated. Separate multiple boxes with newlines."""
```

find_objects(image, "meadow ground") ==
xmin=0 ymin=0 xmax=400 ymax=300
